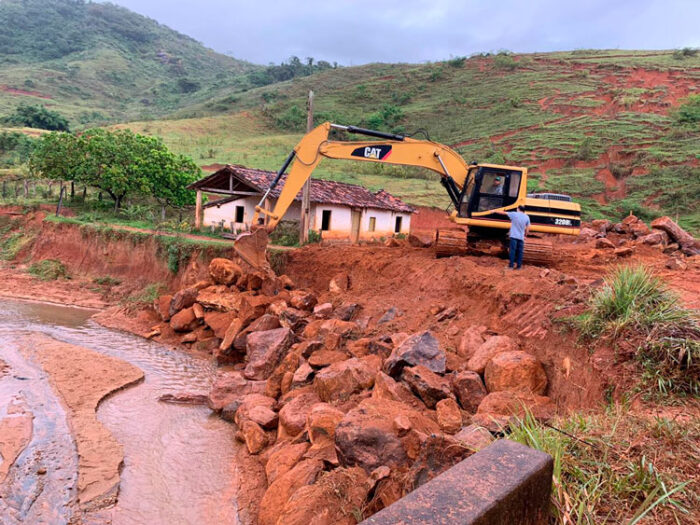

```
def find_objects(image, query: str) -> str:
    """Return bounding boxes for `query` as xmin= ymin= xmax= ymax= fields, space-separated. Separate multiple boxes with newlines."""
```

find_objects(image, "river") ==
xmin=0 ymin=299 xmax=239 ymax=525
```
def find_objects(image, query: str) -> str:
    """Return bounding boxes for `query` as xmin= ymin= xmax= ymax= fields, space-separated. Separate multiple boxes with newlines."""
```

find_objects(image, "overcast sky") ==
xmin=108 ymin=0 xmax=700 ymax=65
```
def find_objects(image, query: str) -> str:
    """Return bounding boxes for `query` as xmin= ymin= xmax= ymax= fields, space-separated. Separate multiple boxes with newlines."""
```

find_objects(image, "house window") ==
xmin=321 ymin=210 xmax=332 ymax=231
xmin=235 ymin=205 xmax=245 ymax=223
xmin=368 ymin=217 xmax=376 ymax=232
xmin=394 ymin=216 xmax=403 ymax=233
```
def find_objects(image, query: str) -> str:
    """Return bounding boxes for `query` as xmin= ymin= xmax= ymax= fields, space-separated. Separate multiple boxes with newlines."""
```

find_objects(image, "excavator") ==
xmin=234 ymin=121 xmax=581 ymax=268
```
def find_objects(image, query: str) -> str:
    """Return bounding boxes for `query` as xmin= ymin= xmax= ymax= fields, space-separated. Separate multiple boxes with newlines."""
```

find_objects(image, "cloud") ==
xmin=106 ymin=0 xmax=700 ymax=64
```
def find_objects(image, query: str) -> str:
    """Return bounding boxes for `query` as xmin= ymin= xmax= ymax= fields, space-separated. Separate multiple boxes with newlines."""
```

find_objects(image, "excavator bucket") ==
xmin=233 ymin=228 xmax=270 ymax=269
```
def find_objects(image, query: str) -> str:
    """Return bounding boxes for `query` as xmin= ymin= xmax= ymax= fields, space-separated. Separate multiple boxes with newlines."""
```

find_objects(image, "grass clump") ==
xmin=124 ymin=282 xmax=164 ymax=306
xmin=92 ymin=275 xmax=122 ymax=286
xmin=508 ymin=410 xmax=695 ymax=524
xmin=28 ymin=259 xmax=68 ymax=280
xmin=577 ymin=265 xmax=699 ymax=396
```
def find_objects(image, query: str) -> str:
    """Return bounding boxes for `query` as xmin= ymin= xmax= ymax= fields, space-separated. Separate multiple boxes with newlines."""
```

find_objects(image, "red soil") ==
xmin=0 ymin=85 xmax=52 ymax=99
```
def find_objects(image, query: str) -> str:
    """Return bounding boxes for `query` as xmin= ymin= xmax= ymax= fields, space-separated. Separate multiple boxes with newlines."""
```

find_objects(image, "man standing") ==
xmin=498 ymin=205 xmax=530 ymax=269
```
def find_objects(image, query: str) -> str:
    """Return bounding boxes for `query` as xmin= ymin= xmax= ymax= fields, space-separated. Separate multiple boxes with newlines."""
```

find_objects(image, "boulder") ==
xmin=208 ymin=370 xmax=267 ymax=411
xmin=314 ymin=357 xmax=378 ymax=402
xmin=265 ymin=442 xmax=310 ymax=485
xmin=197 ymin=287 xmax=241 ymax=312
xmin=306 ymin=403 xmax=345 ymax=446
xmin=308 ymin=350 xmax=348 ymax=368
xmin=378 ymin=306 xmax=402 ymax=324
xmin=457 ymin=325 xmax=487 ymax=360
xmin=451 ymin=371 xmax=488 ymax=413
xmin=278 ymin=390 xmax=322 ymax=437
xmin=405 ymin=434 xmax=471 ymax=490
xmin=651 ymin=216 xmax=699 ymax=256
xmin=313 ymin=302 xmax=333 ymax=318
xmin=401 ymin=365 xmax=452 ymax=408
xmin=291 ymin=361 xmax=314 ymax=386
xmin=436 ymin=398 xmax=462 ymax=434
xmin=385 ymin=237 xmax=400 ymax=247
xmin=591 ymin=219 xmax=612 ymax=233
xmin=265 ymin=344 xmax=305 ymax=398
xmin=629 ymin=222 xmax=651 ymax=238
xmin=258 ymin=459 xmax=324 ymax=525
xmin=203 ymin=311 xmax=237 ymax=339
xmin=384 ymin=331 xmax=446 ymax=377
xmin=276 ymin=467 xmax=370 ymax=525
xmin=238 ymin=294 xmax=274 ymax=324
xmin=278 ymin=307 xmax=309 ymax=332
xmin=595 ymin=238 xmax=616 ymax=249
xmin=244 ymin=327 xmax=294 ymax=380
xmin=156 ymin=294 xmax=173 ymax=321
xmin=231 ymin=393 xmax=276 ymax=423
xmin=666 ymin=257 xmax=688 ymax=271
xmin=408 ymin=233 xmax=432 ymax=248
xmin=170 ymin=307 xmax=198 ymax=332
xmin=371 ymin=372 xmax=424 ymax=410
xmin=169 ymin=286 xmax=200 ymax=317
xmin=466 ymin=335 xmax=519 ymax=374
xmin=453 ymin=424 xmax=494 ymax=452
xmin=335 ymin=398 xmax=439 ymax=473
xmin=475 ymin=391 xmax=555 ymax=426
xmin=329 ymin=272 xmax=350 ymax=293
xmin=209 ymin=258 xmax=242 ymax=285
xmin=614 ymin=246 xmax=634 ymax=257
xmin=333 ymin=302 xmax=361 ymax=321
xmin=484 ymin=351 xmax=548 ymax=395
xmin=639 ymin=231 xmax=668 ymax=246
xmin=239 ymin=420 xmax=267 ymax=454
xmin=289 ymin=290 xmax=318 ymax=311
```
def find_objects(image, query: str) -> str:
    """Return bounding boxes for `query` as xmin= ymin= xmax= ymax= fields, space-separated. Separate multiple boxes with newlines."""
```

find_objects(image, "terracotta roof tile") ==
xmin=189 ymin=164 xmax=414 ymax=213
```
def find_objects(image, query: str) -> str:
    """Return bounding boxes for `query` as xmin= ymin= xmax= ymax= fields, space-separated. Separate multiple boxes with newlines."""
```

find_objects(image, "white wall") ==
xmin=203 ymin=196 xmax=411 ymax=240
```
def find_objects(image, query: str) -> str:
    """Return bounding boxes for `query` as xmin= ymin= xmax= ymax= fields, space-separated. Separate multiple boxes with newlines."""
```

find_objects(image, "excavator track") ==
xmin=435 ymin=228 xmax=554 ymax=265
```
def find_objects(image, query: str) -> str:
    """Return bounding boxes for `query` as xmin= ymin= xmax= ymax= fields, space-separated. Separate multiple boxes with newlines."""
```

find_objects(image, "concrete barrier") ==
xmin=360 ymin=439 xmax=553 ymax=525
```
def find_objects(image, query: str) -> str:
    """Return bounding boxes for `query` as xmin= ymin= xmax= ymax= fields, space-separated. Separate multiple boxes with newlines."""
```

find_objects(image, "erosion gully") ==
xmin=0 ymin=299 xmax=239 ymax=525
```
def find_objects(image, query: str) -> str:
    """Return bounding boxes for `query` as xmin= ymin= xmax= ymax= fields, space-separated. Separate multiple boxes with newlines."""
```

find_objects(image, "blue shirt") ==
xmin=506 ymin=211 xmax=530 ymax=241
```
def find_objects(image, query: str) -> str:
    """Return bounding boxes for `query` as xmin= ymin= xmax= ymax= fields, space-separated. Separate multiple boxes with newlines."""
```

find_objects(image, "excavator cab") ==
xmin=457 ymin=165 xmax=524 ymax=218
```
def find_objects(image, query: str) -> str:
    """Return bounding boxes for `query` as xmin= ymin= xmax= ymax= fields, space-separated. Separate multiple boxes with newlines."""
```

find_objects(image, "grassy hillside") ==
xmin=120 ymin=50 xmax=700 ymax=232
xmin=0 ymin=0 xmax=257 ymax=126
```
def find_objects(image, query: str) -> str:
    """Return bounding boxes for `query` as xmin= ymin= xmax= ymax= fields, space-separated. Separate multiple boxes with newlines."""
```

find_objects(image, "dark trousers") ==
xmin=509 ymin=238 xmax=524 ymax=268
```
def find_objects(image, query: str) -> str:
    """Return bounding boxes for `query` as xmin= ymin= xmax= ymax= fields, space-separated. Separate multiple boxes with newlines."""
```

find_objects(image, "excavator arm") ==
xmin=251 ymin=121 xmax=471 ymax=230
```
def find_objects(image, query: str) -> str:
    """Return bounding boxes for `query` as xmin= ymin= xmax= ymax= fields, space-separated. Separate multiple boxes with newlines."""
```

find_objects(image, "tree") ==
xmin=29 ymin=128 xmax=200 ymax=210
xmin=4 ymin=104 xmax=70 ymax=131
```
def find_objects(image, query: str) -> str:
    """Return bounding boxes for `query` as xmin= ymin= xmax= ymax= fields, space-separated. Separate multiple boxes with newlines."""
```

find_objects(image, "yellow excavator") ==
xmin=234 ymin=121 xmax=581 ymax=267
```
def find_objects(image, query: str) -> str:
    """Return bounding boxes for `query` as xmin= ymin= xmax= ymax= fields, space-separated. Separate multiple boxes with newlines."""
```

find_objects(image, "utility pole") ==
xmin=300 ymin=90 xmax=313 ymax=244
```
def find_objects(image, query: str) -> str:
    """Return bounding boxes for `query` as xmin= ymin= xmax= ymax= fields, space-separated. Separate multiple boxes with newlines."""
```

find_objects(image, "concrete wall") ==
xmin=203 ymin=196 xmax=411 ymax=241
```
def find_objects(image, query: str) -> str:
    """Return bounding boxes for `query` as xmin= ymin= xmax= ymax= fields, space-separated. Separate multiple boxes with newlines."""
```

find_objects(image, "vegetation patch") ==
xmin=576 ymin=265 xmax=699 ymax=397
xmin=28 ymin=258 xmax=68 ymax=280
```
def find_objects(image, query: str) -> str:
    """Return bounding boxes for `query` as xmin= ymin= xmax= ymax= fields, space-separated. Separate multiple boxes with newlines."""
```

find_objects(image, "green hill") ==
xmin=121 ymin=50 xmax=700 ymax=231
xmin=0 ymin=0 xmax=258 ymax=126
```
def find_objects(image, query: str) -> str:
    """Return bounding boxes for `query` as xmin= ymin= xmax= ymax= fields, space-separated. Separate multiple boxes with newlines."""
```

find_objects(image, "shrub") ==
xmin=3 ymin=104 xmax=70 ymax=131
xmin=493 ymin=54 xmax=517 ymax=71
xmin=575 ymin=137 xmax=597 ymax=161
xmin=269 ymin=220 xmax=300 ymax=247
xmin=93 ymin=275 xmax=122 ymax=286
xmin=446 ymin=56 xmax=466 ymax=68
xmin=675 ymin=95 xmax=700 ymax=125
xmin=577 ymin=265 xmax=699 ymax=396
xmin=672 ymin=47 xmax=698 ymax=60
xmin=28 ymin=259 xmax=68 ymax=280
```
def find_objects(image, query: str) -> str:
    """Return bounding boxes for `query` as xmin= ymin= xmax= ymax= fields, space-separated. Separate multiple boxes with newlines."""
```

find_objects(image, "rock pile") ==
xmin=152 ymin=259 xmax=554 ymax=524
xmin=584 ymin=214 xmax=699 ymax=263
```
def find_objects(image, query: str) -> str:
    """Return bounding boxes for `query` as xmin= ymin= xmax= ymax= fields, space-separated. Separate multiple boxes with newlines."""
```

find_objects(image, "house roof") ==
xmin=189 ymin=164 xmax=414 ymax=213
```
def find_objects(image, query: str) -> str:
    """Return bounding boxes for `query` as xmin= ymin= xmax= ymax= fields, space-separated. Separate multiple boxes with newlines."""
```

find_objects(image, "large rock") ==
xmin=306 ymin=403 xmax=345 ymax=446
xmin=156 ymin=294 xmax=173 ymax=321
xmin=308 ymin=349 xmax=348 ymax=368
xmin=289 ymin=290 xmax=318 ymax=311
xmin=371 ymin=372 xmax=424 ymax=410
xmin=453 ymin=424 xmax=494 ymax=452
xmin=169 ymin=307 xmax=198 ymax=332
xmin=276 ymin=467 xmax=370 ymax=525
xmin=265 ymin=344 xmax=304 ymax=398
xmin=401 ymin=365 xmax=452 ymax=408
xmin=484 ymin=351 xmax=548 ymax=395
xmin=335 ymin=398 xmax=439 ymax=473
xmin=314 ymin=356 xmax=379 ymax=402
xmin=329 ymin=272 xmax=350 ymax=293
xmin=239 ymin=420 xmax=267 ymax=454
xmin=278 ymin=390 xmax=322 ymax=437
xmin=258 ymin=459 xmax=324 ymax=525
xmin=234 ymin=394 xmax=278 ymax=428
xmin=436 ymin=398 xmax=462 ymax=434
xmin=169 ymin=286 xmax=200 ymax=316
xmin=405 ymin=434 xmax=472 ymax=490
xmin=208 ymin=370 xmax=266 ymax=411
xmin=591 ymin=219 xmax=612 ymax=233
xmin=203 ymin=311 xmax=236 ymax=339
xmin=651 ymin=216 xmax=699 ymax=255
xmin=474 ymin=391 xmax=556 ymax=430
xmin=244 ymin=327 xmax=294 ymax=380
xmin=457 ymin=325 xmax=487 ymax=360
xmin=384 ymin=331 xmax=446 ymax=377
xmin=238 ymin=294 xmax=274 ymax=324
xmin=466 ymin=335 xmax=519 ymax=374
xmin=265 ymin=442 xmax=310 ymax=485
xmin=209 ymin=258 xmax=242 ymax=285
xmin=451 ymin=371 xmax=487 ymax=413
xmin=197 ymin=286 xmax=241 ymax=312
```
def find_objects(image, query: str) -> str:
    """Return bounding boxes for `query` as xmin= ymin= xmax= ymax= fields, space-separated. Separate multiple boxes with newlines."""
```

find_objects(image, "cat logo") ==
xmin=351 ymin=144 xmax=392 ymax=161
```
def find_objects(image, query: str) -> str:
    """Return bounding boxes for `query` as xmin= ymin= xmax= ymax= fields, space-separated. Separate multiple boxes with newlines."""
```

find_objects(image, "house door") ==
xmin=351 ymin=209 xmax=361 ymax=243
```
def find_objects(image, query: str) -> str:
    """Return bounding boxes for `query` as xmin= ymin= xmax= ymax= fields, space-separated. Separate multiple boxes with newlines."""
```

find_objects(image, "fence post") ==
xmin=56 ymin=185 xmax=65 ymax=217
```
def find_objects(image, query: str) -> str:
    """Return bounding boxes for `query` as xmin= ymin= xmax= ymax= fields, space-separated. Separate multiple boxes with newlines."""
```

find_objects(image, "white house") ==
xmin=188 ymin=164 xmax=413 ymax=242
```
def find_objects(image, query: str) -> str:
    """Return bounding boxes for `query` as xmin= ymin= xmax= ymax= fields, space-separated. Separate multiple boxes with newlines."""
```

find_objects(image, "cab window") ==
xmin=476 ymin=168 xmax=522 ymax=212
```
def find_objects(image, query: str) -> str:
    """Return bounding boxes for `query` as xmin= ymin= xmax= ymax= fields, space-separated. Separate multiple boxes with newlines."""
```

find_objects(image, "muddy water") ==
xmin=0 ymin=299 xmax=239 ymax=524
